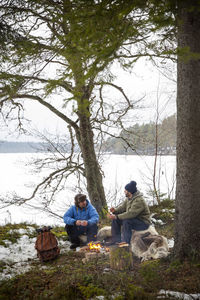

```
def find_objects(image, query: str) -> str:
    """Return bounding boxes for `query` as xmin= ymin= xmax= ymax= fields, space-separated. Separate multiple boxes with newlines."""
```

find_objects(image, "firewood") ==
xmin=85 ymin=252 xmax=99 ymax=261
xmin=79 ymin=245 xmax=89 ymax=252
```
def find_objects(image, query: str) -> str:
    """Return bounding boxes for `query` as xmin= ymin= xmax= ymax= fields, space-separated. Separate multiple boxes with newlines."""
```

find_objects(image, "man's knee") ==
xmin=112 ymin=218 xmax=118 ymax=225
xmin=112 ymin=218 xmax=122 ymax=228
xmin=65 ymin=224 xmax=74 ymax=233
xmin=87 ymin=223 xmax=98 ymax=242
xmin=122 ymin=219 xmax=132 ymax=228
xmin=87 ymin=223 xmax=98 ymax=233
xmin=122 ymin=218 xmax=149 ymax=231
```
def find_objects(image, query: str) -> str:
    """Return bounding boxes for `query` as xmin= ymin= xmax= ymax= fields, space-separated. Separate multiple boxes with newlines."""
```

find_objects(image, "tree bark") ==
xmin=77 ymin=108 xmax=107 ymax=217
xmin=110 ymin=244 xmax=133 ymax=271
xmin=175 ymin=0 xmax=200 ymax=260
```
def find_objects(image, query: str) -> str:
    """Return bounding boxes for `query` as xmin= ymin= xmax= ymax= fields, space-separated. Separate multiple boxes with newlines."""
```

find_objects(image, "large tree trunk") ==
xmin=78 ymin=111 xmax=107 ymax=217
xmin=174 ymin=0 xmax=200 ymax=260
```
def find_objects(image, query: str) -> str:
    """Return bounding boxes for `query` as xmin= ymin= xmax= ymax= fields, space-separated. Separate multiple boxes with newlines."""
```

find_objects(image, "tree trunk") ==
xmin=110 ymin=244 xmax=133 ymax=271
xmin=78 ymin=111 xmax=107 ymax=217
xmin=174 ymin=0 xmax=200 ymax=260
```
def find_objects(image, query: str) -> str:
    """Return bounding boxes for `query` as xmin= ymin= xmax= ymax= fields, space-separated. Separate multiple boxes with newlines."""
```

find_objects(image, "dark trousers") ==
xmin=111 ymin=217 xmax=149 ymax=244
xmin=65 ymin=223 xmax=98 ymax=244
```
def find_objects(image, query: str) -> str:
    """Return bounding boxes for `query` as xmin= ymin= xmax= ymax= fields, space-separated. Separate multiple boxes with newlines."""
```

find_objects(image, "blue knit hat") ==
xmin=125 ymin=181 xmax=137 ymax=194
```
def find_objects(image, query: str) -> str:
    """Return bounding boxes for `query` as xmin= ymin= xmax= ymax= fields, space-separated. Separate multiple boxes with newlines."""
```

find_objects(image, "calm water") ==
xmin=0 ymin=153 xmax=176 ymax=225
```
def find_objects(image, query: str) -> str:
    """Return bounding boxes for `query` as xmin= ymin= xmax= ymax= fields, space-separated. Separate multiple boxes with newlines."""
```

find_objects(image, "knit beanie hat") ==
xmin=74 ymin=194 xmax=86 ymax=206
xmin=125 ymin=181 xmax=137 ymax=194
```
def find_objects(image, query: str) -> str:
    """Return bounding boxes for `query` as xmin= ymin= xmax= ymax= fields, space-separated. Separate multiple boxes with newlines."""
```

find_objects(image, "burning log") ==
xmin=109 ymin=243 xmax=133 ymax=271
xmin=81 ymin=241 xmax=109 ymax=262
xmin=78 ymin=241 xmax=110 ymax=263
xmin=87 ymin=241 xmax=102 ymax=252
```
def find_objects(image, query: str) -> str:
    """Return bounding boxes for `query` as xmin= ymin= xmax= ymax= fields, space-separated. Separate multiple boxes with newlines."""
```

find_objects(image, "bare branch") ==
xmin=11 ymin=93 xmax=79 ymax=131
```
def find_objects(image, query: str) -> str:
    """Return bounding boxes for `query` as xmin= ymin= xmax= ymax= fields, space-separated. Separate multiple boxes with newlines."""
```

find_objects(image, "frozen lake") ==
xmin=0 ymin=153 xmax=176 ymax=226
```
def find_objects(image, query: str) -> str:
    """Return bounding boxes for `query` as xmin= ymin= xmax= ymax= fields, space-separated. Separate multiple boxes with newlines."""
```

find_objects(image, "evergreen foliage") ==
xmin=0 ymin=0 xmax=177 ymax=215
xmin=103 ymin=114 xmax=176 ymax=155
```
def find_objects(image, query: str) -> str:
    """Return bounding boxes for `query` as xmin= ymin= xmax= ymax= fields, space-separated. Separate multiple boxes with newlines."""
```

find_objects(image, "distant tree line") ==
xmin=102 ymin=114 xmax=176 ymax=155
xmin=0 ymin=114 xmax=176 ymax=155
xmin=0 ymin=141 xmax=73 ymax=153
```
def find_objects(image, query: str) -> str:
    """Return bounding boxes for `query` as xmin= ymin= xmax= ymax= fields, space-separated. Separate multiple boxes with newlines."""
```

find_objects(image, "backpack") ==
xmin=35 ymin=226 xmax=60 ymax=262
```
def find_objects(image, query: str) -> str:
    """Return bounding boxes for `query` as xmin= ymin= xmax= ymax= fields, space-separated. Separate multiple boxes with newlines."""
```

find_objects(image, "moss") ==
xmin=82 ymin=274 xmax=93 ymax=285
xmin=110 ymin=247 xmax=133 ymax=270
xmin=113 ymin=296 xmax=124 ymax=300
xmin=51 ymin=226 xmax=68 ymax=241
xmin=0 ymin=223 xmax=37 ymax=246
xmin=139 ymin=260 xmax=161 ymax=289
xmin=48 ymin=283 xmax=82 ymax=300
xmin=0 ymin=279 xmax=16 ymax=300
xmin=43 ymin=268 xmax=58 ymax=275
xmin=78 ymin=283 xmax=106 ymax=299
xmin=166 ymin=259 xmax=182 ymax=273
xmin=125 ymin=284 xmax=155 ymax=300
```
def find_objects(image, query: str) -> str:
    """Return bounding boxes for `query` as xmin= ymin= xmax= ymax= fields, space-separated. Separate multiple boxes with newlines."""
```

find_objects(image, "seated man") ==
xmin=107 ymin=180 xmax=151 ymax=245
xmin=63 ymin=193 xmax=99 ymax=249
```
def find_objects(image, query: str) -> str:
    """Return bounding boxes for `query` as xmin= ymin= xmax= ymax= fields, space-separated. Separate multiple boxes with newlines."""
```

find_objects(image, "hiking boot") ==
xmin=70 ymin=243 xmax=80 ymax=250
xmin=104 ymin=241 xmax=119 ymax=246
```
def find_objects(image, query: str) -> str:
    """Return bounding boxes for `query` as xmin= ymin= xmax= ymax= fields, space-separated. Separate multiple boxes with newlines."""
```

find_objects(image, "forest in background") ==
xmin=102 ymin=113 xmax=176 ymax=155
xmin=0 ymin=114 xmax=176 ymax=155
xmin=0 ymin=141 xmax=72 ymax=153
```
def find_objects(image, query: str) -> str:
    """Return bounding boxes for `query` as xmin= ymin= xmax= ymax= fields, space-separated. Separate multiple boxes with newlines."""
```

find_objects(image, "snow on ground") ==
xmin=0 ymin=226 xmax=174 ymax=281
xmin=0 ymin=227 xmax=70 ymax=281
xmin=168 ymin=238 xmax=174 ymax=249
xmin=158 ymin=290 xmax=200 ymax=300
xmin=1 ymin=229 xmax=200 ymax=300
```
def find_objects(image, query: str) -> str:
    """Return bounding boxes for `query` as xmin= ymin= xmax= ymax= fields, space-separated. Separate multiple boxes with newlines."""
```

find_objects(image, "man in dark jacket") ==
xmin=107 ymin=180 xmax=151 ymax=244
xmin=63 ymin=194 xmax=99 ymax=249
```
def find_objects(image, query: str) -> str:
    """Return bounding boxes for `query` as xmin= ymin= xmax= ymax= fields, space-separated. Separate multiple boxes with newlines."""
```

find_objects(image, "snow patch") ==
xmin=151 ymin=217 xmax=166 ymax=225
xmin=158 ymin=289 xmax=200 ymax=300
xmin=168 ymin=238 xmax=174 ymax=249
xmin=0 ymin=228 xmax=70 ymax=281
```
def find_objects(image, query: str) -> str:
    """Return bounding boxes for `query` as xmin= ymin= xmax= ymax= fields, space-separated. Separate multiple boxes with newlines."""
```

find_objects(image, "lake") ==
xmin=0 ymin=153 xmax=176 ymax=226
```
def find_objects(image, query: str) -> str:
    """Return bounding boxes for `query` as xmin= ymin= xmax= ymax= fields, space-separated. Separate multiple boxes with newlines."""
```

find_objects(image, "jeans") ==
xmin=111 ymin=217 xmax=149 ymax=244
xmin=65 ymin=223 xmax=98 ymax=244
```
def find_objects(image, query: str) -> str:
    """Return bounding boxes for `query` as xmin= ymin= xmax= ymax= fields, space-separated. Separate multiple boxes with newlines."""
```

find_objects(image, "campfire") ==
xmin=75 ymin=238 xmax=134 ymax=270
xmin=87 ymin=241 xmax=109 ymax=253
xmin=88 ymin=241 xmax=102 ymax=252
xmin=78 ymin=241 xmax=131 ymax=267
xmin=77 ymin=241 xmax=109 ymax=258
xmin=77 ymin=241 xmax=110 ymax=262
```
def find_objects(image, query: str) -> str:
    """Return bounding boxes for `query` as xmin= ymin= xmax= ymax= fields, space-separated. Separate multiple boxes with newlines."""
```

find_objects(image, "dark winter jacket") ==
xmin=63 ymin=200 xmax=99 ymax=226
xmin=113 ymin=191 xmax=151 ymax=224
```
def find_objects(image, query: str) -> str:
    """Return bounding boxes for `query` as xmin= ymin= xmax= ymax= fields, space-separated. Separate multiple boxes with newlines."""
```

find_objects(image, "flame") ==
xmin=88 ymin=242 xmax=102 ymax=252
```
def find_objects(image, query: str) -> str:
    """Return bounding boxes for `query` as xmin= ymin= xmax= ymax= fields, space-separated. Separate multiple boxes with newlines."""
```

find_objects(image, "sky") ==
xmin=1 ymin=58 xmax=177 ymax=142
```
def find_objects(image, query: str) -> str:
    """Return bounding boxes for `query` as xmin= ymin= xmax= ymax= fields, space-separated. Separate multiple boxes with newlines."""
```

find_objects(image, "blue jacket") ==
xmin=63 ymin=199 xmax=99 ymax=226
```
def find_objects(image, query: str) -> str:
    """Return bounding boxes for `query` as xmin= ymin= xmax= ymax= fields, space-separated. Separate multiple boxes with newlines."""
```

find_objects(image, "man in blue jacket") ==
xmin=63 ymin=193 xmax=99 ymax=249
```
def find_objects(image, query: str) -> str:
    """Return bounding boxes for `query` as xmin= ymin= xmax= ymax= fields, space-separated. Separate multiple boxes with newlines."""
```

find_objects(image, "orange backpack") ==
xmin=35 ymin=226 xmax=60 ymax=262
